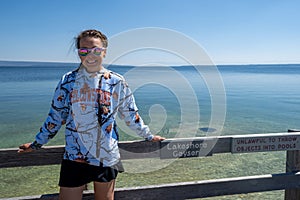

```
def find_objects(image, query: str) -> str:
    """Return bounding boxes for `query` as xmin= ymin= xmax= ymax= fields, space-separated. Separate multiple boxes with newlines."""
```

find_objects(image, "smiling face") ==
xmin=78 ymin=36 xmax=107 ymax=73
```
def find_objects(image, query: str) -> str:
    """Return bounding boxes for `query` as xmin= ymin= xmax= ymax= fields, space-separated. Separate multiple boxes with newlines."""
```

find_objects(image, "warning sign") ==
xmin=231 ymin=134 xmax=300 ymax=153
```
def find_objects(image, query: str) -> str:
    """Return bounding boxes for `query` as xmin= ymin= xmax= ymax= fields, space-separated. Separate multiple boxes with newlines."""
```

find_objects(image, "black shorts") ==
xmin=59 ymin=159 xmax=123 ymax=187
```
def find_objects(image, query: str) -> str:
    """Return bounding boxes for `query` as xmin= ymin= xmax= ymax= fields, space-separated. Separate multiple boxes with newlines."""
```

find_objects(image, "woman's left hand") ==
xmin=151 ymin=135 xmax=166 ymax=142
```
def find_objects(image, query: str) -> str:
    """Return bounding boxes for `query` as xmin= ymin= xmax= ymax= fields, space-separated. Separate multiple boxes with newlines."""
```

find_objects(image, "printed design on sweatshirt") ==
xmin=70 ymin=68 xmax=123 ymax=162
xmin=33 ymin=67 xmax=153 ymax=167
xmin=96 ymin=88 xmax=112 ymax=126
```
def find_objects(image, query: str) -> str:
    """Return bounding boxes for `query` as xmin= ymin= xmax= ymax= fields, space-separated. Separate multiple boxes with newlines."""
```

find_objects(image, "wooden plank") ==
xmin=0 ymin=141 xmax=161 ymax=168
xmin=113 ymin=172 xmax=300 ymax=199
xmin=2 ymin=132 xmax=300 ymax=168
xmin=118 ymin=140 xmax=160 ymax=159
xmin=0 ymin=145 xmax=65 ymax=168
xmin=285 ymin=130 xmax=300 ymax=200
xmin=211 ymin=136 xmax=231 ymax=154
xmin=5 ymin=172 xmax=300 ymax=200
xmin=285 ymin=150 xmax=300 ymax=200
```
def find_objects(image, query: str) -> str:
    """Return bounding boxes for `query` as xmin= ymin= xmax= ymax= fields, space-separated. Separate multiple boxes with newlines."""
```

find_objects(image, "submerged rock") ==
xmin=199 ymin=127 xmax=217 ymax=132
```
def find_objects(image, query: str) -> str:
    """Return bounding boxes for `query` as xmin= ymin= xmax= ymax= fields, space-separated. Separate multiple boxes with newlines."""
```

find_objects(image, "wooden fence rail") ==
xmin=1 ymin=130 xmax=300 ymax=199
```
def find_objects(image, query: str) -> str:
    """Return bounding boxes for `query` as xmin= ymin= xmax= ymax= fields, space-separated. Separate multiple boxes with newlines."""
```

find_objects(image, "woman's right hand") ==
xmin=18 ymin=143 xmax=34 ymax=153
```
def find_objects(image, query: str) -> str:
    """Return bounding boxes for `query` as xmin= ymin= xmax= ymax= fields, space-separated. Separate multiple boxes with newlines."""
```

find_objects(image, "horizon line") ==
xmin=0 ymin=59 xmax=300 ymax=66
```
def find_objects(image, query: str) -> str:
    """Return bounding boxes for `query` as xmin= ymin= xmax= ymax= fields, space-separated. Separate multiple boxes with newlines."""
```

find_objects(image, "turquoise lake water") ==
xmin=0 ymin=61 xmax=300 ymax=148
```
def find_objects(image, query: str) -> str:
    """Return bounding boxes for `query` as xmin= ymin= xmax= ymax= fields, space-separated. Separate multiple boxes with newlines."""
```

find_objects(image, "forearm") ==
xmin=125 ymin=113 xmax=154 ymax=140
xmin=31 ymin=109 xmax=63 ymax=149
xmin=31 ymin=78 xmax=69 ymax=149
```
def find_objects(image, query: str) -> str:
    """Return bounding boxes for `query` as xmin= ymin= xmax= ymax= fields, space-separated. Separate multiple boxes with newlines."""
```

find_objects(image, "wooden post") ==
xmin=285 ymin=129 xmax=300 ymax=200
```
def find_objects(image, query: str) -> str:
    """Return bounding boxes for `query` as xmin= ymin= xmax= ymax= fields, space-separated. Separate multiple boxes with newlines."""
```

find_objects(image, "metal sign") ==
xmin=231 ymin=134 xmax=300 ymax=153
xmin=160 ymin=138 xmax=214 ymax=159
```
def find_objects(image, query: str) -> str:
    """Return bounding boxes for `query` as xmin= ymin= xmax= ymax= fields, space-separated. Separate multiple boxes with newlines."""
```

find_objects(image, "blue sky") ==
xmin=0 ymin=0 xmax=299 ymax=65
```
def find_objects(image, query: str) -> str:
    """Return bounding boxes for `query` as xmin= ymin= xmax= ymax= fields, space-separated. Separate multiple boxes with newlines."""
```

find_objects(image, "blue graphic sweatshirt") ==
xmin=31 ymin=66 xmax=153 ymax=167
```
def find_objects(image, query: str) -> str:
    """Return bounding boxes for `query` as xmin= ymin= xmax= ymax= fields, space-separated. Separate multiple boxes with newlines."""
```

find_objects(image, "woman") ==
xmin=18 ymin=29 xmax=165 ymax=200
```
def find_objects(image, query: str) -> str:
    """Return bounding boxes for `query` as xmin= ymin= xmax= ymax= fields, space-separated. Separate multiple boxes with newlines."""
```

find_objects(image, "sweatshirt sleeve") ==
xmin=116 ymin=79 xmax=154 ymax=141
xmin=31 ymin=77 xmax=69 ymax=149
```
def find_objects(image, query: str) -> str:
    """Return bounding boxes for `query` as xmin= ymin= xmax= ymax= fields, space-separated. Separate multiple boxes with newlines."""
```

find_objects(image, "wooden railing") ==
xmin=1 ymin=130 xmax=300 ymax=200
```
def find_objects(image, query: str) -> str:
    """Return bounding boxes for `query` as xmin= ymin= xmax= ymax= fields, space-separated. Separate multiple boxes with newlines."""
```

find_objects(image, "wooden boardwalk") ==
xmin=1 ymin=130 xmax=300 ymax=199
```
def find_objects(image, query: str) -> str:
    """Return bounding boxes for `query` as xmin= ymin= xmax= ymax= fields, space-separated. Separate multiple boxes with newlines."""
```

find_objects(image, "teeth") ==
xmin=87 ymin=60 xmax=97 ymax=64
